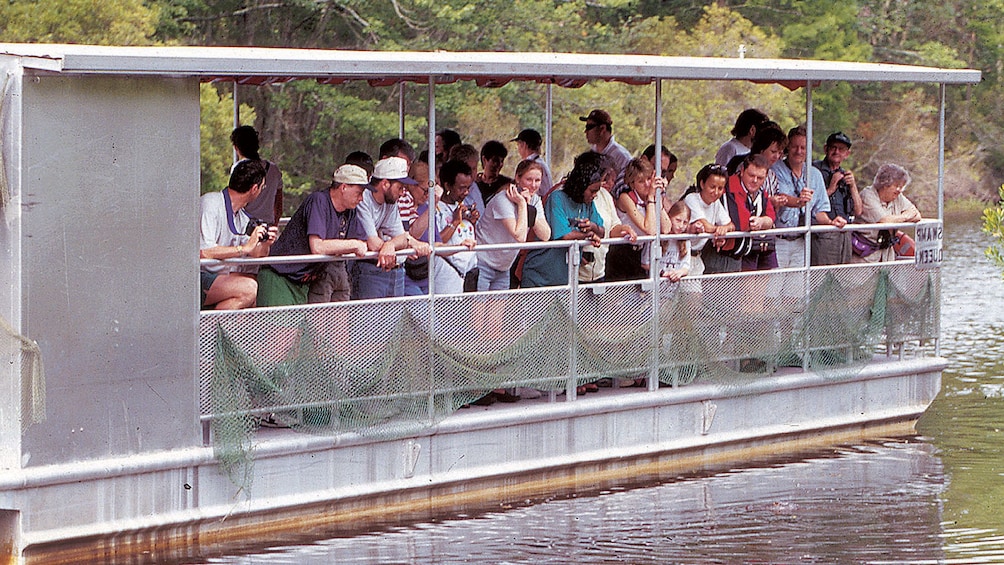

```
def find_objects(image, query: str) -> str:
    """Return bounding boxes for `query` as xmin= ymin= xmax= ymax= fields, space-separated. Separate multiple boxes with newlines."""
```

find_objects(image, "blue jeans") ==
xmin=477 ymin=263 xmax=511 ymax=291
xmin=404 ymin=274 xmax=428 ymax=296
xmin=350 ymin=261 xmax=404 ymax=299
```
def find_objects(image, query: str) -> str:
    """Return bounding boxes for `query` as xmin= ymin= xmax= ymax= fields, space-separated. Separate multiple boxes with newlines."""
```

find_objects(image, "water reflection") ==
xmin=918 ymin=214 xmax=1004 ymax=562
xmin=201 ymin=215 xmax=1004 ymax=564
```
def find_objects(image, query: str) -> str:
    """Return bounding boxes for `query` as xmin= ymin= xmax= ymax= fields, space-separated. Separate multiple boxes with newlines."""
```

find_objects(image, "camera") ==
xmin=462 ymin=203 xmax=476 ymax=221
xmin=244 ymin=218 xmax=270 ymax=242
xmin=568 ymin=217 xmax=585 ymax=229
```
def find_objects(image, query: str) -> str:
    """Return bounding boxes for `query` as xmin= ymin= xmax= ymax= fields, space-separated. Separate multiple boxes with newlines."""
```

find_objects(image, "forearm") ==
xmin=311 ymin=238 xmax=367 ymax=256
xmin=200 ymin=244 xmax=247 ymax=260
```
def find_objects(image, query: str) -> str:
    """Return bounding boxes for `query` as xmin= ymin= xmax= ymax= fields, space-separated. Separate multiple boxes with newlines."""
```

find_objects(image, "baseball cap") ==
xmin=511 ymin=128 xmax=542 ymax=147
xmin=826 ymin=132 xmax=852 ymax=147
xmin=332 ymin=164 xmax=369 ymax=185
xmin=578 ymin=109 xmax=613 ymax=126
xmin=371 ymin=156 xmax=417 ymax=185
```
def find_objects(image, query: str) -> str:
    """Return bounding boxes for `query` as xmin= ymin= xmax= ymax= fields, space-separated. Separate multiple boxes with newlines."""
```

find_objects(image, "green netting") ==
xmin=1 ymin=314 xmax=46 ymax=433
xmin=199 ymin=264 xmax=940 ymax=490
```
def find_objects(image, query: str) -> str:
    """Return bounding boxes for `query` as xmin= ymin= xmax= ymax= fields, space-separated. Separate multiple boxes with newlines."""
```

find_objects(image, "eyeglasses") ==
xmin=708 ymin=164 xmax=728 ymax=175
xmin=584 ymin=122 xmax=603 ymax=132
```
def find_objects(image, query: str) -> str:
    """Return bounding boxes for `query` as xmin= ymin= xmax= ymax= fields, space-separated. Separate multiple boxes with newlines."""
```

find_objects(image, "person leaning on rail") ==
xmin=350 ymin=156 xmax=433 ymax=299
xmin=255 ymin=164 xmax=371 ymax=307
xmin=852 ymin=164 xmax=922 ymax=264
xmin=200 ymin=159 xmax=277 ymax=310
xmin=812 ymin=132 xmax=863 ymax=265
xmin=769 ymin=126 xmax=842 ymax=276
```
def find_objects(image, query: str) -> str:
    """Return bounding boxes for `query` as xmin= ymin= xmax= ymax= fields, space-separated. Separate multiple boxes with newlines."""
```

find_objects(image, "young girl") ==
xmin=682 ymin=163 xmax=735 ymax=277
xmin=659 ymin=201 xmax=691 ymax=282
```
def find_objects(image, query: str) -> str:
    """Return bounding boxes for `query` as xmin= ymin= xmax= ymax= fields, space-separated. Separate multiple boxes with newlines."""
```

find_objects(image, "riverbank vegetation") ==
xmin=2 ymin=0 xmax=1001 ymax=214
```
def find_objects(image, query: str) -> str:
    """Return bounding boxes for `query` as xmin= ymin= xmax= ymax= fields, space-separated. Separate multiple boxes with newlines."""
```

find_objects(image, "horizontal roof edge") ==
xmin=0 ymin=44 xmax=983 ymax=86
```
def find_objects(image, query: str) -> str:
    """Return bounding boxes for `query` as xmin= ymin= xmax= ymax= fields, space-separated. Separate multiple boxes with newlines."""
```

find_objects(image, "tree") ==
xmin=0 ymin=0 xmax=158 ymax=45
xmin=201 ymin=84 xmax=257 ymax=194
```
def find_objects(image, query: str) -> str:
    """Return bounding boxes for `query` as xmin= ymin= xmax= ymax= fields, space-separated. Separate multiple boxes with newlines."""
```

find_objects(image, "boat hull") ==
xmin=5 ymin=356 xmax=943 ymax=564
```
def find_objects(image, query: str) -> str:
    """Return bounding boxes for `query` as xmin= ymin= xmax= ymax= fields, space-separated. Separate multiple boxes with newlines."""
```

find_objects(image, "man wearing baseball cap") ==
xmin=511 ymin=128 xmax=553 ymax=198
xmin=256 ymin=164 xmax=370 ymax=307
xmin=812 ymin=132 xmax=862 ymax=265
xmin=350 ymin=156 xmax=432 ymax=299
xmin=580 ymin=109 xmax=631 ymax=194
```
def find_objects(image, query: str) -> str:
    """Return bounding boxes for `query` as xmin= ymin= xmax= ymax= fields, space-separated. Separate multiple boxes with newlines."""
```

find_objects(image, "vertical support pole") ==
xmin=802 ymin=81 xmax=814 ymax=371
xmin=938 ymin=83 xmax=946 ymax=223
xmin=545 ymin=83 xmax=553 ymax=172
xmin=427 ymin=79 xmax=437 ymax=297
xmin=649 ymin=79 xmax=663 ymax=391
xmin=399 ymin=83 xmax=406 ymax=140
xmin=936 ymin=83 xmax=946 ymax=358
xmin=232 ymin=80 xmax=239 ymax=164
xmin=426 ymin=78 xmax=438 ymax=419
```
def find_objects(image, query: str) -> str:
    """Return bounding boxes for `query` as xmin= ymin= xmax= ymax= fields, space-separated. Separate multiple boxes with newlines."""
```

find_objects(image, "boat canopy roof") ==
xmin=0 ymin=44 xmax=982 ymax=88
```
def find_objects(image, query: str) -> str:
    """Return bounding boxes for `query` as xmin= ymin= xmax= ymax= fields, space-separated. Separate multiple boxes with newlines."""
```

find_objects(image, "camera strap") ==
xmin=222 ymin=189 xmax=242 ymax=236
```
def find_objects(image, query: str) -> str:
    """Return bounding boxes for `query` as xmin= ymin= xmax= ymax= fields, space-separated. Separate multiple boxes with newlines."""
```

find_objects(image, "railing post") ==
xmin=567 ymin=240 xmax=580 ymax=401
xmin=802 ymin=79 xmax=813 ymax=371
xmin=650 ymin=79 xmax=663 ymax=391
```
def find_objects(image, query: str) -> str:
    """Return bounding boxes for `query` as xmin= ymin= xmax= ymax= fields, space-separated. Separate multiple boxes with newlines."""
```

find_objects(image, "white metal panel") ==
xmin=18 ymin=75 xmax=201 ymax=466
xmin=0 ymin=58 xmax=24 ymax=470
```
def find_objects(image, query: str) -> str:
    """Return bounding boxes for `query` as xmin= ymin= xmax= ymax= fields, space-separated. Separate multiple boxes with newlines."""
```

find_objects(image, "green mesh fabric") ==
xmin=1 ymin=314 xmax=46 ymax=433
xmin=199 ymin=264 xmax=940 ymax=489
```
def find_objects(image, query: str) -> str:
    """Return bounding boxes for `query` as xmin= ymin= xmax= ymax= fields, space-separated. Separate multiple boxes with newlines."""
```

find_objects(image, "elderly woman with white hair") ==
xmin=853 ymin=164 xmax=922 ymax=263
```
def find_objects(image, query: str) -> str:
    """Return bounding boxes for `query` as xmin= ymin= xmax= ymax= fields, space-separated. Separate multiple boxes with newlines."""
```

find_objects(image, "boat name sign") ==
xmin=914 ymin=220 xmax=943 ymax=270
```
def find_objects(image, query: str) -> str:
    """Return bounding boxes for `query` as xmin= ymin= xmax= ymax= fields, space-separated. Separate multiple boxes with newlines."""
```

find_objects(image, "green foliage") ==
xmin=983 ymin=185 xmax=1004 ymax=271
xmin=0 ymin=0 xmax=158 ymax=44
xmin=200 ymin=84 xmax=256 ymax=194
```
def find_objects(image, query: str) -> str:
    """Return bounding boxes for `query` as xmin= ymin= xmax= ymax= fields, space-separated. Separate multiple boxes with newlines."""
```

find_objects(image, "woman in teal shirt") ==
xmin=521 ymin=154 xmax=606 ymax=288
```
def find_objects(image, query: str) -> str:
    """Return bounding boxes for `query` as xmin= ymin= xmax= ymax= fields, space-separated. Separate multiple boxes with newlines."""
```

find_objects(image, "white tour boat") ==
xmin=0 ymin=44 xmax=979 ymax=563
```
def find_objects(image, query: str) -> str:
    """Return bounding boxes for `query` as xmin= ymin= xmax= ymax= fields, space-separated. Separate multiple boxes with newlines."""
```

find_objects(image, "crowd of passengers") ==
xmin=201 ymin=109 xmax=922 ymax=312
xmin=200 ymin=110 xmax=923 ymax=402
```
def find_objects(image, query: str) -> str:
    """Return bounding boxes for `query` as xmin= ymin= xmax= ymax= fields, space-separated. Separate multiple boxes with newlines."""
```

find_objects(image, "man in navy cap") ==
xmin=580 ymin=109 xmax=631 ymax=195
xmin=812 ymin=132 xmax=862 ymax=265
xmin=512 ymin=128 xmax=553 ymax=199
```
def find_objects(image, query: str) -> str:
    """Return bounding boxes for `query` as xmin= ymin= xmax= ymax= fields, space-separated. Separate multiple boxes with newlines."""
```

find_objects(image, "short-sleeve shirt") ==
xmin=858 ymin=185 xmax=919 ymax=263
xmin=658 ymin=240 xmax=691 ymax=276
xmin=476 ymin=192 xmax=545 ymax=272
xmin=434 ymin=200 xmax=477 ymax=273
xmin=240 ymin=159 xmax=283 ymax=225
xmin=200 ymin=190 xmax=253 ymax=275
xmin=771 ymin=159 xmax=830 ymax=229
xmin=579 ymin=187 xmax=619 ymax=282
xmin=715 ymin=138 xmax=748 ymax=166
xmin=683 ymin=192 xmax=730 ymax=252
xmin=521 ymin=188 xmax=604 ymax=287
xmin=268 ymin=190 xmax=357 ymax=282
xmin=351 ymin=189 xmax=405 ymax=243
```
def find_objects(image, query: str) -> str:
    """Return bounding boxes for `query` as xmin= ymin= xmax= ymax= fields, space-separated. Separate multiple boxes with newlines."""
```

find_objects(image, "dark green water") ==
xmin=200 ymin=215 xmax=1004 ymax=564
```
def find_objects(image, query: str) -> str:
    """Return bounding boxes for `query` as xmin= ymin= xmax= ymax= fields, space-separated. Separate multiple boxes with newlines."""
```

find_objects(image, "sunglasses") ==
xmin=584 ymin=122 xmax=603 ymax=132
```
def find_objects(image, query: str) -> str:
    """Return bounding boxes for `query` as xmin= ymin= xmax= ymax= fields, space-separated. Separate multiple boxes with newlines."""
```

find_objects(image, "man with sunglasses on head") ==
xmin=581 ymin=109 xmax=632 ymax=196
